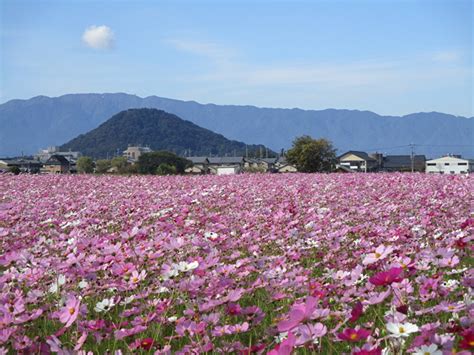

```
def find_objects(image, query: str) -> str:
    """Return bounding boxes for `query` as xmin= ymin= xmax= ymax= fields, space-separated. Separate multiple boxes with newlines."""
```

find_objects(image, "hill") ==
xmin=59 ymin=108 xmax=273 ymax=158
xmin=0 ymin=93 xmax=473 ymax=157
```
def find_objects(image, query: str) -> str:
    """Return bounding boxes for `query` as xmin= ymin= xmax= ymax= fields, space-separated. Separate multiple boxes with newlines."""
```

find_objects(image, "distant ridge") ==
xmin=60 ymin=108 xmax=273 ymax=158
xmin=0 ymin=93 xmax=472 ymax=157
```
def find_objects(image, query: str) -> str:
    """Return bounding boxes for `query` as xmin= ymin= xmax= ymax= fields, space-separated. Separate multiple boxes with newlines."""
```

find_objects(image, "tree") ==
xmin=111 ymin=156 xmax=129 ymax=174
xmin=76 ymin=156 xmax=94 ymax=174
xmin=95 ymin=159 xmax=112 ymax=174
xmin=8 ymin=166 xmax=21 ymax=175
xmin=137 ymin=151 xmax=191 ymax=175
xmin=156 ymin=163 xmax=177 ymax=175
xmin=286 ymin=136 xmax=336 ymax=172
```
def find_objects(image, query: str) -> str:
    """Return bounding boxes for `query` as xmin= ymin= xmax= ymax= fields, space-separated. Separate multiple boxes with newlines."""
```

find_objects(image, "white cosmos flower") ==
xmin=121 ymin=295 xmax=135 ymax=305
xmin=386 ymin=322 xmax=419 ymax=338
xmin=49 ymin=274 xmax=66 ymax=293
xmin=412 ymin=344 xmax=442 ymax=355
xmin=95 ymin=297 xmax=116 ymax=313
xmin=78 ymin=280 xmax=89 ymax=289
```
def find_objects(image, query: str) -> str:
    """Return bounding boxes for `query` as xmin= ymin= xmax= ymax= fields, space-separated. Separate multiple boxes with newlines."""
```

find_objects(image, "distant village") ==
xmin=0 ymin=145 xmax=473 ymax=175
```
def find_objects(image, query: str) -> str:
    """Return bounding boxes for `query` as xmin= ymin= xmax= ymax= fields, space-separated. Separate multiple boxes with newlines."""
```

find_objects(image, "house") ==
xmin=123 ymin=145 xmax=152 ymax=162
xmin=243 ymin=157 xmax=278 ymax=172
xmin=337 ymin=151 xmax=378 ymax=172
xmin=208 ymin=157 xmax=244 ymax=175
xmin=274 ymin=157 xmax=298 ymax=173
xmin=382 ymin=155 xmax=426 ymax=172
xmin=41 ymin=155 xmax=71 ymax=174
xmin=334 ymin=164 xmax=354 ymax=173
xmin=0 ymin=158 xmax=42 ymax=173
xmin=36 ymin=146 xmax=81 ymax=163
xmin=185 ymin=157 xmax=210 ymax=174
xmin=426 ymin=156 xmax=473 ymax=174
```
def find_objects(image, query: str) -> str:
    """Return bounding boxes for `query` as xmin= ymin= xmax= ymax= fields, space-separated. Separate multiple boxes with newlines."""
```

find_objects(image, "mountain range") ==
xmin=0 ymin=93 xmax=473 ymax=157
xmin=60 ymin=108 xmax=272 ymax=158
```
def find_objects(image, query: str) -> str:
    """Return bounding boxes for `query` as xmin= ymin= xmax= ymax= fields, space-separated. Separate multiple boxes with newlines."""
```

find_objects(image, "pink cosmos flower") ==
xmin=59 ymin=295 xmax=80 ymax=328
xmin=337 ymin=327 xmax=371 ymax=342
xmin=363 ymin=245 xmax=394 ymax=265
xmin=369 ymin=267 xmax=403 ymax=286
xmin=277 ymin=296 xmax=317 ymax=332
xmin=295 ymin=323 xmax=327 ymax=346
xmin=268 ymin=332 xmax=296 ymax=355
xmin=352 ymin=345 xmax=382 ymax=355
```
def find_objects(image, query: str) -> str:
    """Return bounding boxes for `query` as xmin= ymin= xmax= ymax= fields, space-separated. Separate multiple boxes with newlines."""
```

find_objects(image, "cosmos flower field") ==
xmin=0 ymin=173 xmax=472 ymax=354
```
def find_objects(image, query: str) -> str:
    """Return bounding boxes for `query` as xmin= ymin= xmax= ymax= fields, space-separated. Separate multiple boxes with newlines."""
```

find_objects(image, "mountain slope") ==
xmin=0 ymin=93 xmax=473 ymax=157
xmin=59 ymin=108 xmax=272 ymax=158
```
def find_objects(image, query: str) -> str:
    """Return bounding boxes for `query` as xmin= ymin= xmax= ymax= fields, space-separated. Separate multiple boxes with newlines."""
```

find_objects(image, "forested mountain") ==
xmin=1 ymin=93 xmax=472 ymax=157
xmin=60 ymin=108 xmax=273 ymax=158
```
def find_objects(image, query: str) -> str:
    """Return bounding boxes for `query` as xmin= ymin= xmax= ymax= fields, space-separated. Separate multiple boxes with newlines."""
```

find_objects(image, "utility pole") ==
xmin=410 ymin=143 xmax=415 ymax=173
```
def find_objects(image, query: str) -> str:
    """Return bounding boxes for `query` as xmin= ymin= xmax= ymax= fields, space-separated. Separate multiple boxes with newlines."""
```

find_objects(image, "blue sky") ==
xmin=1 ymin=0 xmax=472 ymax=116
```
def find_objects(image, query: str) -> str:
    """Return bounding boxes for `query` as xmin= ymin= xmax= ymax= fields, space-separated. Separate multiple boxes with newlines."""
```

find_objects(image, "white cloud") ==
xmin=432 ymin=51 xmax=460 ymax=63
xmin=82 ymin=25 xmax=115 ymax=50
xmin=165 ymin=39 xmax=235 ymax=66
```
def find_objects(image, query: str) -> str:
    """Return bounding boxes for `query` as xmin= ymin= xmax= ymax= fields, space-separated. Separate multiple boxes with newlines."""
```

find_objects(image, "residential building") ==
xmin=426 ymin=156 xmax=473 ymax=174
xmin=208 ymin=157 xmax=244 ymax=175
xmin=36 ymin=146 xmax=81 ymax=163
xmin=0 ymin=158 xmax=42 ymax=173
xmin=123 ymin=145 xmax=152 ymax=162
xmin=243 ymin=157 xmax=278 ymax=172
xmin=41 ymin=155 xmax=71 ymax=174
xmin=274 ymin=156 xmax=298 ymax=173
xmin=185 ymin=157 xmax=210 ymax=174
xmin=337 ymin=151 xmax=378 ymax=172
xmin=382 ymin=155 xmax=426 ymax=172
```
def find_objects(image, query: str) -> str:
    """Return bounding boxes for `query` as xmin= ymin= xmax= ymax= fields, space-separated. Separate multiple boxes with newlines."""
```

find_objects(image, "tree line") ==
xmin=76 ymin=151 xmax=191 ymax=175
xmin=76 ymin=135 xmax=338 ymax=175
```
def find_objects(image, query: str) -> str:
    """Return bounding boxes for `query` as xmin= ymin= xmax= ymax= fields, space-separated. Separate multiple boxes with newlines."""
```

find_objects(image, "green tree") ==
xmin=137 ymin=151 xmax=191 ymax=175
xmin=8 ymin=166 xmax=21 ymax=175
xmin=76 ymin=156 xmax=94 ymax=174
xmin=286 ymin=136 xmax=336 ymax=172
xmin=111 ymin=156 xmax=129 ymax=174
xmin=156 ymin=163 xmax=177 ymax=175
xmin=95 ymin=159 xmax=112 ymax=174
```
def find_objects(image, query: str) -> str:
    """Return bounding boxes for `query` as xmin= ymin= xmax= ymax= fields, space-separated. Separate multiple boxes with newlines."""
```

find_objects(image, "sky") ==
xmin=0 ymin=0 xmax=472 ymax=117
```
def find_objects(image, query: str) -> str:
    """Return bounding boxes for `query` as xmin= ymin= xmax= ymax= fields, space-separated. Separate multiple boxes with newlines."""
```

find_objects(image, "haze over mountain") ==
xmin=60 ymin=108 xmax=273 ymax=158
xmin=0 ymin=93 xmax=472 ymax=158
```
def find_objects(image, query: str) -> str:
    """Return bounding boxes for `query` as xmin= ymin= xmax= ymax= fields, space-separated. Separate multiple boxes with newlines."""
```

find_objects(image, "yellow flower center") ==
xmin=375 ymin=252 xmax=381 ymax=258
xmin=398 ymin=327 xmax=405 ymax=333
xmin=350 ymin=333 xmax=358 ymax=340
xmin=68 ymin=307 xmax=75 ymax=315
xmin=132 ymin=277 xmax=139 ymax=283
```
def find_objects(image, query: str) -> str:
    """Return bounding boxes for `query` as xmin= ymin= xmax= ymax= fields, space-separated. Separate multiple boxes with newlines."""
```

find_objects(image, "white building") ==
xmin=36 ymin=146 xmax=81 ymax=163
xmin=426 ymin=156 xmax=473 ymax=174
xmin=123 ymin=145 xmax=152 ymax=162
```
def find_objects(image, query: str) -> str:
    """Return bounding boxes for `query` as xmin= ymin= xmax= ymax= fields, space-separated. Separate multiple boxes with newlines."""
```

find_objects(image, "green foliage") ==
xmin=76 ymin=156 xmax=94 ymax=174
xmin=286 ymin=135 xmax=336 ymax=172
xmin=155 ymin=163 xmax=178 ymax=175
xmin=60 ymin=108 xmax=275 ymax=158
xmin=137 ymin=151 xmax=191 ymax=175
xmin=111 ymin=156 xmax=129 ymax=174
xmin=95 ymin=159 xmax=111 ymax=174
xmin=8 ymin=166 xmax=21 ymax=175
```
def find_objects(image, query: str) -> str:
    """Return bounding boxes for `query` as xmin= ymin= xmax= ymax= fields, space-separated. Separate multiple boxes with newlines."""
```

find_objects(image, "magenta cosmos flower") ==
xmin=369 ymin=267 xmax=403 ymax=286
xmin=337 ymin=327 xmax=371 ymax=342
xmin=59 ymin=295 xmax=80 ymax=328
